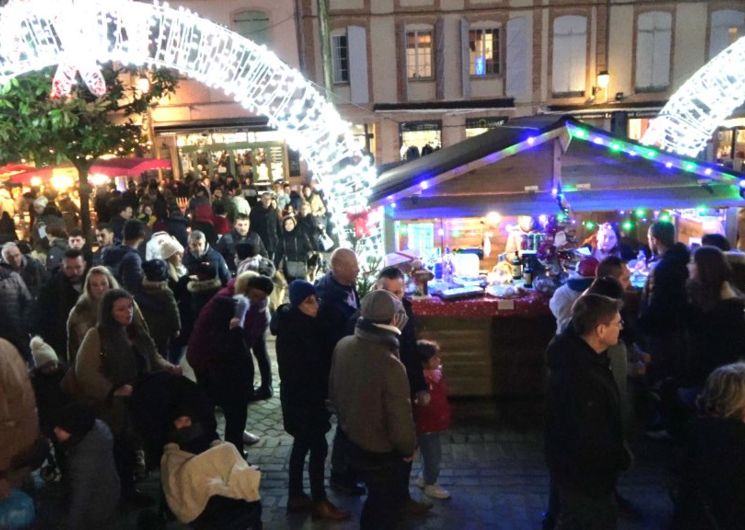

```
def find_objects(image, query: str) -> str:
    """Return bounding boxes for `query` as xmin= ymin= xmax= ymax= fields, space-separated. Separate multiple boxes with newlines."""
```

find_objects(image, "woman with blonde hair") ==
xmin=66 ymin=266 xmax=146 ymax=365
xmin=66 ymin=266 xmax=120 ymax=365
xmin=673 ymin=362 xmax=745 ymax=529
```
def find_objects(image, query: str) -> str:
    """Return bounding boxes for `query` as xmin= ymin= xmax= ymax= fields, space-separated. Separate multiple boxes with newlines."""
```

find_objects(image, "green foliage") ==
xmin=0 ymin=63 xmax=179 ymax=235
xmin=344 ymin=223 xmax=382 ymax=298
xmin=0 ymin=63 xmax=179 ymax=170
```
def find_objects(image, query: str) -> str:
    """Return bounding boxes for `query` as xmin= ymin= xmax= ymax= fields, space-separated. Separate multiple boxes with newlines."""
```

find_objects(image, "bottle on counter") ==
xmin=511 ymin=251 xmax=522 ymax=281
xmin=523 ymin=258 xmax=533 ymax=288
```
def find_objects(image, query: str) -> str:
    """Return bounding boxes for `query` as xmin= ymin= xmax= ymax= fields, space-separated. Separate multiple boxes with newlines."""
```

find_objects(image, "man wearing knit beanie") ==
xmin=328 ymin=289 xmax=416 ymax=528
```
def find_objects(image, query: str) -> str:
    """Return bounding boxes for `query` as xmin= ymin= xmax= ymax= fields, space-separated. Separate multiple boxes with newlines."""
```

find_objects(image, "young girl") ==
xmin=414 ymin=339 xmax=452 ymax=500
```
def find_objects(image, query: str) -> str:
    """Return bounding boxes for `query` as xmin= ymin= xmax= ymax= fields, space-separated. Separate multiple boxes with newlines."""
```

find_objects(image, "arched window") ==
xmin=233 ymin=10 xmax=271 ymax=46
xmin=552 ymin=16 xmax=587 ymax=95
xmin=635 ymin=12 xmax=672 ymax=90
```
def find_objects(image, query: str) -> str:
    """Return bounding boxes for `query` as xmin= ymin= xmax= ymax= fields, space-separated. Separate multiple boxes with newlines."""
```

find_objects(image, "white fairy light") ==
xmin=0 ymin=0 xmax=380 ymax=254
xmin=642 ymin=36 xmax=745 ymax=157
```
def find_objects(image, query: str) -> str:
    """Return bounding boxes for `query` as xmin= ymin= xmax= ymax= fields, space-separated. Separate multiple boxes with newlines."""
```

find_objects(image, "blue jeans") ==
xmin=417 ymin=432 xmax=442 ymax=485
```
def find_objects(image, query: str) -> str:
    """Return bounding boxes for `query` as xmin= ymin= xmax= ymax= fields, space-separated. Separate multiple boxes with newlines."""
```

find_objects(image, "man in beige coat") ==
xmin=329 ymin=290 xmax=416 ymax=530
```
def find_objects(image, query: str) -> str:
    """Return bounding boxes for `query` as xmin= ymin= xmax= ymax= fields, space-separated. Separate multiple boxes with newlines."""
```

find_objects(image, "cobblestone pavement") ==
xmin=35 ymin=337 xmax=675 ymax=529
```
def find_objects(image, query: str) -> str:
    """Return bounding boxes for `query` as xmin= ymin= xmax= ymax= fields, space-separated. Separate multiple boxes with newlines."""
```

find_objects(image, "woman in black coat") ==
xmin=274 ymin=216 xmax=313 ymax=282
xmin=672 ymin=362 xmax=745 ymax=529
xmin=269 ymin=280 xmax=349 ymax=521
xmin=686 ymin=246 xmax=745 ymax=386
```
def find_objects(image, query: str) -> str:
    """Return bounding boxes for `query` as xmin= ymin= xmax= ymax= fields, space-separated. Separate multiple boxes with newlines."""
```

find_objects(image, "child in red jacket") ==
xmin=414 ymin=340 xmax=451 ymax=500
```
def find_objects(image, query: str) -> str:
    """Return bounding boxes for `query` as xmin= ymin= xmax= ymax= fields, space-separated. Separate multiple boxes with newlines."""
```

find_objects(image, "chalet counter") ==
xmin=412 ymin=293 xmax=555 ymax=398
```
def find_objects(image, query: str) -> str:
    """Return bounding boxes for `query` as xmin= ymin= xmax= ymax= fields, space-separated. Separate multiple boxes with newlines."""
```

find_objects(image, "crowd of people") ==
xmin=545 ymin=220 xmax=745 ymax=529
xmin=2 ymin=170 xmax=745 ymax=529
xmin=0 ymin=174 xmax=454 ymax=530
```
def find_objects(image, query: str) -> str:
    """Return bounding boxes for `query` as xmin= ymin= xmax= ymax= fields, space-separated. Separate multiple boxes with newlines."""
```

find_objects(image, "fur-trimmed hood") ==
xmin=187 ymin=277 xmax=222 ymax=294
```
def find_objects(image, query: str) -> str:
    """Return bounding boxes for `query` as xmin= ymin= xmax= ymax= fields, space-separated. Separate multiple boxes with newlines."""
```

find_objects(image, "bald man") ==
xmin=315 ymin=248 xmax=363 ymax=495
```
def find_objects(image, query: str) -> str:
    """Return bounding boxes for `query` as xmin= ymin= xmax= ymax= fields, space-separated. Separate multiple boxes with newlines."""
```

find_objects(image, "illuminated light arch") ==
xmin=0 ymin=0 xmax=377 ymax=251
xmin=641 ymin=36 xmax=745 ymax=157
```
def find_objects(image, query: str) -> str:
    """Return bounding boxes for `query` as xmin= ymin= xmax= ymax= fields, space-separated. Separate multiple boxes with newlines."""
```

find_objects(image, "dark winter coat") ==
xmin=34 ymin=270 xmax=82 ymax=362
xmin=166 ymin=213 xmax=190 ymax=248
xmin=544 ymin=328 xmax=629 ymax=496
xmin=1 ymin=256 xmax=47 ymax=300
xmin=186 ymin=295 xmax=254 ymax=403
xmin=297 ymin=215 xmax=322 ymax=251
xmin=102 ymin=244 xmax=144 ymax=294
xmin=274 ymin=228 xmax=313 ymax=275
xmin=270 ymin=304 xmax=330 ymax=437
xmin=249 ymin=204 xmax=280 ymax=254
xmin=0 ymin=211 xmax=16 ymax=242
xmin=673 ymin=417 xmax=745 ymax=530
xmin=186 ymin=277 xmax=222 ymax=320
xmin=316 ymin=271 xmax=359 ymax=374
xmin=182 ymin=246 xmax=230 ymax=285
xmin=216 ymin=230 xmax=268 ymax=272
xmin=0 ymin=267 xmax=32 ymax=357
xmin=639 ymin=242 xmax=690 ymax=335
xmin=30 ymin=365 xmax=69 ymax=436
xmin=109 ymin=214 xmax=128 ymax=244
xmin=63 ymin=419 xmax=120 ymax=530
xmin=135 ymin=279 xmax=181 ymax=358
xmin=46 ymin=238 xmax=68 ymax=272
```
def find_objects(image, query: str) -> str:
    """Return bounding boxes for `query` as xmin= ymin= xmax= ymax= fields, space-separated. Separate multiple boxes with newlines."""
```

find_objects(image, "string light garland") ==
xmin=641 ymin=36 xmax=745 ymax=157
xmin=0 ymin=0 xmax=380 ymax=255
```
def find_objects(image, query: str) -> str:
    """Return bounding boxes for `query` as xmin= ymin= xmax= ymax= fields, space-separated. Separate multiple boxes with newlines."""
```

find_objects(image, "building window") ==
xmin=710 ymin=9 xmax=745 ymax=58
xmin=233 ymin=10 xmax=271 ymax=46
xmin=552 ymin=16 xmax=587 ymax=95
xmin=469 ymin=28 xmax=500 ymax=76
xmin=332 ymin=33 xmax=349 ymax=84
xmin=406 ymin=30 xmax=433 ymax=80
xmin=635 ymin=12 xmax=672 ymax=91
xmin=399 ymin=121 xmax=441 ymax=160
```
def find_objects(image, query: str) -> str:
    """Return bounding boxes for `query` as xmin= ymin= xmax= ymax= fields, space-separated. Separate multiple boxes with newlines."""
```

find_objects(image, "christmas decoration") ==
xmin=0 ymin=0 xmax=379 ymax=253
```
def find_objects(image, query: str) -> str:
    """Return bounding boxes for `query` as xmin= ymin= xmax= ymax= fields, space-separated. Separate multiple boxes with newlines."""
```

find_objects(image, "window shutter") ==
xmin=435 ymin=18 xmax=445 ymax=99
xmin=460 ymin=18 xmax=471 ymax=98
xmin=398 ymin=22 xmax=408 ymax=101
xmin=652 ymin=13 xmax=671 ymax=88
xmin=635 ymin=14 xmax=653 ymax=88
xmin=506 ymin=16 xmax=530 ymax=98
xmin=347 ymin=26 xmax=369 ymax=104
xmin=569 ymin=18 xmax=586 ymax=93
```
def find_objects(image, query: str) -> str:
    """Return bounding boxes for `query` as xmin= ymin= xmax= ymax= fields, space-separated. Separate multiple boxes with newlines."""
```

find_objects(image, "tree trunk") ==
xmin=76 ymin=165 xmax=92 ymax=239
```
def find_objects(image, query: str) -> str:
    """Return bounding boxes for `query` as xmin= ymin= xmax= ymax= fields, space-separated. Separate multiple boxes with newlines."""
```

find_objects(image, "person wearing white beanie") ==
xmin=160 ymin=237 xmax=187 ymax=285
xmin=30 ymin=335 xmax=58 ymax=369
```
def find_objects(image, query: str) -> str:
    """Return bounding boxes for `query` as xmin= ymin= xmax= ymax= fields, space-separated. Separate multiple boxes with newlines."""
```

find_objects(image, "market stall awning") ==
xmin=4 ymin=157 xmax=171 ymax=185
xmin=371 ymin=116 xmax=745 ymax=216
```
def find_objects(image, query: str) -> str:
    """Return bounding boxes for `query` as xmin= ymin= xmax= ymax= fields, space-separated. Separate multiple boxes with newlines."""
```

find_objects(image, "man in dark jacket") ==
xmin=102 ymin=219 xmax=146 ymax=294
xmin=35 ymin=249 xmax=87 ymax=362
xmin=1 ymin=242 xmax=47 ymax=299
xmin=638 ymin=221 xmax=690 ymax=383
xmin=92 ymin=223 xmax=115 ymax=267
xmin=183 ymin=230 xmax=230 ymax=285
xmin=316 ymin=248 xmax=361 ymax=495
xmin=545 ymin=293 xmax=629 ymax=529
xmin=329 ymin=289 xmax=416 ymax=530
xmin=216 ymin=214 xmax=268 ymax=273
xmin=0 ymin=265 xmax=33 ymax=361
xmin=249 ymin=192 xmax=280 ymax=257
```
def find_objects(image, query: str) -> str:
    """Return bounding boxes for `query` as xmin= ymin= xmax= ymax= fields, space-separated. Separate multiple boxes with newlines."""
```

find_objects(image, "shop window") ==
xmin=233 ymin=10 xmax=271 ymax=46
xmin=331 ymin=31 xmax=349 ymax=84
xmin=465 ymin=117 xmax=507 ymax=138
xmin=552 ymin=16 xmax=587 ymax=96
xmin=469 ymin=27 xmax=500 ymax=77
xmin=635 ymin=12 xmax=672 ymax=91
xmin=709 ymin=9 xmax=745 ymax=59
xmin=406 ymin=29 xmax=434 ymax=80
xmin=399 ymin=121 xmax=441 ymax=160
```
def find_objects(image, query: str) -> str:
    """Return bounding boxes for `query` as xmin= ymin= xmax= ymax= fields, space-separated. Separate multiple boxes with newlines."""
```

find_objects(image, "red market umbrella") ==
xmin=89 ymin=157 xmax=171 ymax=177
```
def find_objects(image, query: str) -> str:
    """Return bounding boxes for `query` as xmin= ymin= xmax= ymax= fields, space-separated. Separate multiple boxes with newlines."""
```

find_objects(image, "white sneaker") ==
xmin=415 ymin=475 xmax=425 ymax=489
xmin=423 ymin=483 xmax=450 ymax=500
